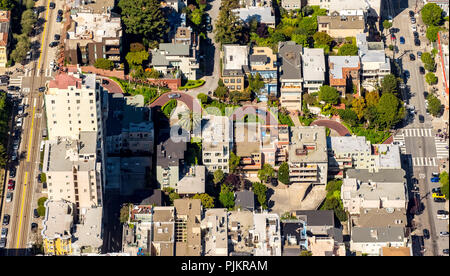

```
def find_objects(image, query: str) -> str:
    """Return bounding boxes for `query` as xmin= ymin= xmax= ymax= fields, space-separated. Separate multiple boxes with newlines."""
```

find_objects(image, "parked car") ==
xmin=0 ymin=238 xmax=6 ymax=248
xmin=443 ymin=249 xmax=449 ymax=254
xmin=439 ymin=231 xmax=449 ymax=237
xmin=409 ymin=10 xmax=415 ymax=17
xmin=437 ymin=210 xmax=449 ymax=220
xmin=431 ymin=177 xmax=440 ymax=182
xmin=57 ymin=9 xmax=63 ymax=16
xmin=49 ymin=41 xmax=59 ymax=47
xmin=33 ymin=209 xmax=39 ymax=219
xmin=8 ymin=179 xmax=15 ymax=191
xmin=16 ymin=117 xmax=23 ymax=128
xmin=5 ymin=192 xmax=12 ymax=203
xmin=168 ymin=93 xmax=181 ymax=99
xmin=423 ymin=229 xmax=430 ymax=239
xmin=31 ymin=223 xmax=38 ymax=233
xmin=432 ymin=172 xmax=440 ymax=177
xmin=432 ymin=187 xmax=441 ymax=193
xmin=403 ymin=70 xmax=410 ymax=79
xmin=400 ymin=36 xmax=405 ymax=44
xmin=56 ymin=15 xmax=62 ymax=23
xmin=411 ymin=24 xmax=417 ymax=31
xmin=7 ymin=86 xmax=20 ymax=91
xmin=417 ymin=51 xmax=422 ymax=58
xmin=432 ymin=193 xmax=445 ymax=199
xmin=49 ymin=2 xmax=55 ymax=9
xmin=54 ymin=34 xmax=60 ymax=41
xmin=9 ymin=167 xmax=16 ymax=178
xmin=413 ymin=31 xmax=419 ymax=39
xmin=414 ymin=39 xmax=420 ymax=46
xmin=1 ymin=228 xmax=7 ymax=238
xmin=410 ymin=17 xmax=416 ymax=24
xmin=419 ymin=66 xmax=425 ymax=75
xmin=434 ymin=197 xmax=446 ymax=203
xmin=2 ymin=214 xmax=10 ymax=226
xmin=206 ymin=24 xmax=212 ymax=32
xmin=409 ymin=53 xmax=415 ymax=61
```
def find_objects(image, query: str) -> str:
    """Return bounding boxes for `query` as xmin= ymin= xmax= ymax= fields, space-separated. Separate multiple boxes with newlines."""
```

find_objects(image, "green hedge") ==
xmin=298 ymin=115 xmax=315 ymax=126
xmin=278 ymin=112 xmax=294 ymax=126
xmin=352 ymin=127 xmax=391 ymax=144
xmin=179 ymin=80 xmax=205 ymax=90
xmin=162 ymin=99 xmax=178 ymax=118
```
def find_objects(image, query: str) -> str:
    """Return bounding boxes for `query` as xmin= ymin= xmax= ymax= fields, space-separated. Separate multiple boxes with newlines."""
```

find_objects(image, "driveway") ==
xmin=102 ymin=77 xmax=124 ymax=94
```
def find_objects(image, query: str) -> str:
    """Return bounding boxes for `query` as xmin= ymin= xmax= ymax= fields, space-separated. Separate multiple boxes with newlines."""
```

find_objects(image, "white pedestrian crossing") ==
xmin=412 ymin=157 xmax=437 ymax=167
xmin=434 ymin=137 xmax=449 ymax=159
xmin=403 ymin=128 xmax=433 ymax=137
xmin=25 ymin=68 xmax=32 ymax=77
xmin=8 ymin=77 xmax=22 ymax=86
xmin=393 ymin=134 xmax=406 ymax=154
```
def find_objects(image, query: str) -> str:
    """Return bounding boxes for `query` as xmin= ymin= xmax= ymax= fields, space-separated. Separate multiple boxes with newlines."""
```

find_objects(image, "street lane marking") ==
xmin=15 ymin=172 xmax=28 ymax=248
xmin=37 ymin=1 xmax=51 ymax=71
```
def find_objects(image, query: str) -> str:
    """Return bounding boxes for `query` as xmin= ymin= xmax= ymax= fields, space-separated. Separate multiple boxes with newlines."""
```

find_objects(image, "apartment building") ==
xmin=150 ymin=42 xmax=199 ymax=80
xmin=278 ymin=41 xmax=303 ymax=111
xmin=288 ymin=126 xmax=328 ymax=185
xmin=65 ymin=10 xmax=122 ymax=67
xmin=41 ymin=200 xmax=74 ymax=255
xmin=352 ymin=208 xmax=407 ymax=229
xmin=71 ymin=206 xmax=103 ymax=254
xmin=232 ymin=7 xmax=276 ymax=28
xmin=122 ymin=205 xmax=176 ymax=256
xmin=0 ymin=10 xmax=11 ymax=68
xmin=43 ymin=132 xmax=103 ymax=211
xmin=350 ymin=226 xmax=408 ymax=256
xmin=45 ymin=73 xmax=103 ymax=141
xmin=156 ymin=130 xmax=187 ymax=189
xmin=302 ymin=48 xmax=326 ymax=93
xmin=106 ymin=93 xmax=154 ymax=155
xmin=201 ymin=115 xmax=233 ymax=173
xmin=235 ymin=122 xmax=262 ymax=177
xmin=295 ymin=210 xmax=335 ymax=235
xmin=201 ymin=209 xmax=228 ymax=256
xmin=221 ymin=45 xmax=249 ymax=92
xmin=249 ymin=47 xmax=278 ymax=102
xmin=356 ymin=33 xmax=391 ymax=91
xmin=251 ymin=213 xmax=282 ymax=256
xmin=307 ymin=235 xmax=346 ymax=256
xmin=260 ymin=124 xmax=289 ymax=168
xmin=317 ymin=13 xmax=366 ymax=39
xmin=176 ymin=165 xmax=206 ymax=195
xmin=308 ymin=0 xmax=381 ymax=19
xmin=341 ymin=169 xmax=407 ymax=215
xmin=281 ymin=0 xmax=306 ymax=10
xmin=174 ymin=198 xmax=202 ymax=256
xmin=280 ymin=218 xmax=307 ymax=256
xmin=328 ymin=56 xmax=361 ymax=96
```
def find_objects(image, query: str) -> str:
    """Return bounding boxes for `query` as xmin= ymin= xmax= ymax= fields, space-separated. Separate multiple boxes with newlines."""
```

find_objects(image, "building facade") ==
xmin=302 ymin=48 xmax=326 ymax=93
xmin=0 ymin=11 xmax=11 ymax=68
xmin=201 ymin=115 xmax=233 ymax=173
xmin=278 ymin=41 xmax=303 ymax=111
xmin=249 ymin=47 xmax=278 ymax=102
xmin=221 ymin=45 xmax=249 ymax=92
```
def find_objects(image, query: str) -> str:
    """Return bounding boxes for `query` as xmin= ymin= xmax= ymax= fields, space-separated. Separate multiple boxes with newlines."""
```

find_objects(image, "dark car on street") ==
xmin=434 ymin=198 xmax=446 ymax=203
xmin=409 ymin=54 xmax=415 ymax=61
xmin=418 ymin=115 xmax=424 ymax=123
xmin=413 ymin=31 xmax=419 ymax=39
xmin=49 ymin=41 xmax=59 ymax=47
xmin=56 ymin=15 xmax=62 ymax=23
xmin=49 ymin=2 xmax=55 ymax=9
xmin=33 ymin=209 xmax=39 ymax=219
xmin=9 ymin=167 xmax=16 ymax=178
xmin=409 ymin=10 xmax=415 ymax=17
xmin=7 ymin=86 xmax=20 ymax=91
xmin=417 ymin=51 xmax=422 ymax=58
xmin=54 ymin=34 xmax=60 ymax=40
xmin=38 ymin=87 xmax=45 ymax=92
xmin=31 ymin=223 xmax=38 ymax=233
xmin=419 ymin=66 xmax=425 ymax=75
xmin=414 ymin=39 xmax=420 ymax=46
xmin=432 ymin=187 xmax=441 ymax=193
xmin=400 ymin=36 xmax=405 ymax=44
xmin=423 ymin=229 xmax=430 ymax=239
xmin=2 ymin=214 xmax=10 ymax=226
xmin=57 ymin=9 xmax=63 ymax=16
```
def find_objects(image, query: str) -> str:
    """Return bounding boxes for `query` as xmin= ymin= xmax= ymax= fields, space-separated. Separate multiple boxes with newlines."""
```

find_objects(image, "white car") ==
xmin=6 ymin=192 xmax=12 ymax=203
xmin=16 ymin=117 xmax=23 ymax=128
xmin=411 ymin=25 xmax=417 ymax=32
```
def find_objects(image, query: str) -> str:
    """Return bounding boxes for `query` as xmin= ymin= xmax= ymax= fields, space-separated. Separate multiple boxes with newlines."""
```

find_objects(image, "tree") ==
xmin=313 ymin=31 xmax=333 ymax=47
xmin=337 ymin=44 xmax=358 ymax=56
xmin=382 ymin=20 xmax=393 ymax=31
xmin=425 ymin=72 xmax=438 ymax=85
xmin=426 ymin=25 xmax=441 ymax=42
xmin=440 ymin=171 xmax=449 ymax=199
xmin=252 ymin=181 xmax=268 ymax=209
xmin=376 ymin=93 xmax=404 ymax=130
xmin=126 ymin=50 xmax=149 ymax=69
xmin=318 ymin=85 xmax=340 ymax=105
xmin=278 ymin=162 xmax=290 ymax=185
xmin=351 ymin=98 xmax=366 ymax=120
xmin=94 ymin=58 xmax=114 ymax=70
xmin=213 ymin=169 xmax=225 ymax=185
xmin=25 ymin=0 xmax=34 ymax=9
xmin=421 ymin=52 xmax=436 ymax=72
xmin=421 ymin=3 xmax=443 ymax=26
xmin=303 ymin=93 xmax=317 ymax=105
xmin=119 ymin=204 xmax=130 ymax=224
xmin=197 ymin=93 xmax=209 ymax=104
xmin=338 ymin=109 xmax=359 ymax=126
xmin=365 ymin=91 xmax=380 ymax=107
xmin=193 ymin=193 xmax=215 ymax=208
xmin=130 ymin=42 xmax=146 ymax=52
xmin=229 ymin=152 xmax=240 ymax=173
xmin=0 ymin=0 xmax=14 ymax=10
xmin=381 ymin=74 xmax=398 ymax=94
xmin=214 ymin=83 xmax=229 ymax=101
xmin=118 ymin=0 xmax=168 ymax=44
xmin=248 ymin=73 xmax=265 ymax=94
xmin=219 ymin=184 xmax=235 ymax=209
xmin=21 ymin=9 xmax=37 ymax=36
xmin=146 ymin=68 xmax=161 ymax=79
xmin=214 ymin=9 xmax=243 ymax=45
xmin=364 ymin=105 xmax=378 ymax=127
xmin=426 ymin=94 xmax=442 ymax=116
xmin=190 ymin=8 xmax=204 ymax=26
xmin=10 ymin=34 xmax=31 ymax=64
xmin=257 ymin=163 xmax=275 ymax=184
xmin=299 ymin=250 xmax=313 ymax=256
xmin=296 ymin=16 xmax=317 ymax=36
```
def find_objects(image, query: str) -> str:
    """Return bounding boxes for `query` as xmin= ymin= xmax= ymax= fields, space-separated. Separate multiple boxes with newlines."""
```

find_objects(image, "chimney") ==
xmin=370 ymin=229 xmax=378 ymax=239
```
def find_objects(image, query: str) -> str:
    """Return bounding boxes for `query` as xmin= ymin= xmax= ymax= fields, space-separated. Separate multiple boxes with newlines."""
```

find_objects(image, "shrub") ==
xmin=38 ymin=197 xmax=48 ymax=207
xmin=162 ymin=99 xmax=177 ymax=118
xmin=94 ymin=58 xmax=114 ymax=70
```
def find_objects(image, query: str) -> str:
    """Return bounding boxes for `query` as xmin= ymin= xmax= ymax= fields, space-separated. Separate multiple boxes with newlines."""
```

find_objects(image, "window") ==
xmin=76 ymin=100 xmax=80 ymax=104
xmin=51 ymin=100 xmax=55 ymax=104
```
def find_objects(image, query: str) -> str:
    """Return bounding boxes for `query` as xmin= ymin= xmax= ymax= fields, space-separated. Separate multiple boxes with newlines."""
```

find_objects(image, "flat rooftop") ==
xmin=223 ymin=45 xmax=249 ymax=71
xmin=41 ymin=200 xmax=74 ymax=239
xmin=289 ymin=126 xmax=328 ymax=163
xmin=329 ymin=56 xmax=360 ymax=80
xmin=302 ymin=48 xmax=325 ymax=82
xmin=327 ymin=136 xmax=370 ymax=154
xmin=235 ymin=122 xmax=261 ymax=157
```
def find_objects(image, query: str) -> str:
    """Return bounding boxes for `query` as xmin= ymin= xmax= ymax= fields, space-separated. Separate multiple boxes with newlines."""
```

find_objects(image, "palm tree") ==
xmin=178 ymin=110 xmax=201 ymax=132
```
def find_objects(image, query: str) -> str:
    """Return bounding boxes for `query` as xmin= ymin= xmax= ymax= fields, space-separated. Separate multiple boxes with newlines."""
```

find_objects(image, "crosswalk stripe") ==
xmin=403 ymin=128 xmax=434 ymax=137
xmin=412 ymin=157 xmax=438 ymax=167
xmin=432 ymin=158 xmax=436 ymax=166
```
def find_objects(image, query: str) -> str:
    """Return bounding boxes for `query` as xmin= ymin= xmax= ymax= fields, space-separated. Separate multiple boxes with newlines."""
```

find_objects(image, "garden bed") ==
xmin=179 ymin=80 xmax=205 ymax=90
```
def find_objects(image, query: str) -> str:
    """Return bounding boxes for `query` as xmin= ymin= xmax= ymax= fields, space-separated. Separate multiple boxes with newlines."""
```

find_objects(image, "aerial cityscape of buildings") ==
xmin=0 ymin=0 xmax=448 ymax=258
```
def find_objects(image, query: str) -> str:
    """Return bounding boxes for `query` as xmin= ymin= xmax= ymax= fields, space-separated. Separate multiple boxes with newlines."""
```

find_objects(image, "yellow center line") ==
xmin=37 ymin=1 xmax=51 ymax=70
xmin=26 ymin=105 xmax=36 ymax=162
xmin=16 ymin=172 xmax=28 ymax=248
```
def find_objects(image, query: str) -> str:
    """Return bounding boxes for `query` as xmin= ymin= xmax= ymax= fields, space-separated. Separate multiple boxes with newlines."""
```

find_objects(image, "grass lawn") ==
xmin=179 ymin=80 xmax=205 ymax=90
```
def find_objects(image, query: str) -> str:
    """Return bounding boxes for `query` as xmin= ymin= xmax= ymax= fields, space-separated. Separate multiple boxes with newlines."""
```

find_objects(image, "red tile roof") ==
xmin=48 ymin=73 xmax=82 ymax=89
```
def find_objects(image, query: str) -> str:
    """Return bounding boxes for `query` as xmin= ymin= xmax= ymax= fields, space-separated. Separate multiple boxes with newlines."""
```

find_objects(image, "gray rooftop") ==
xmin=278 ymin=41 xmax=303 ymax=80
xmin=176 ymin=166 xmax=206 ymax=194
xmin=156 ymin=129 xmax=187 ymax=168
xmin=327 ymin=136 xmax=371 ymax=154
xmin=351 ymin=226 xmax=405 ymax=243
xmin=41 ymin=200 xmax=74 ymax=239
xmin=72 ymin=206 xmax=103 ymax=250
xmin=302 ymin=48 xmax=325 ymax=81
xmin=223 ymin=45 xmax=249 ymax=71
xmin=289 ymin=126 xmax=328 ymax=163
xmin=232 ymin=7 xmax=275 ymax=25
xmin=159 ymin=43 xmax=190 ymax=56
xmin=375 ymin=144 xmax=401 ymax=169
xmin=295 ymin=210 xmax=335 ymax=227
xmin=346 ymin=168 xmax=405 ymax=183
xmin=329 ymin=56 xmax=360 ymax=80
xmin=235 ymin=190 xmax=255 ymax=211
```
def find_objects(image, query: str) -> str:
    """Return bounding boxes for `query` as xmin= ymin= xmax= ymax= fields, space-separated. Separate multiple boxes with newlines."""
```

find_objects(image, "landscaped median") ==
xmin=110 ymin=77 xmax=170 ymax=105
xmin=179 ymin=80 xmax=205 ymax=90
